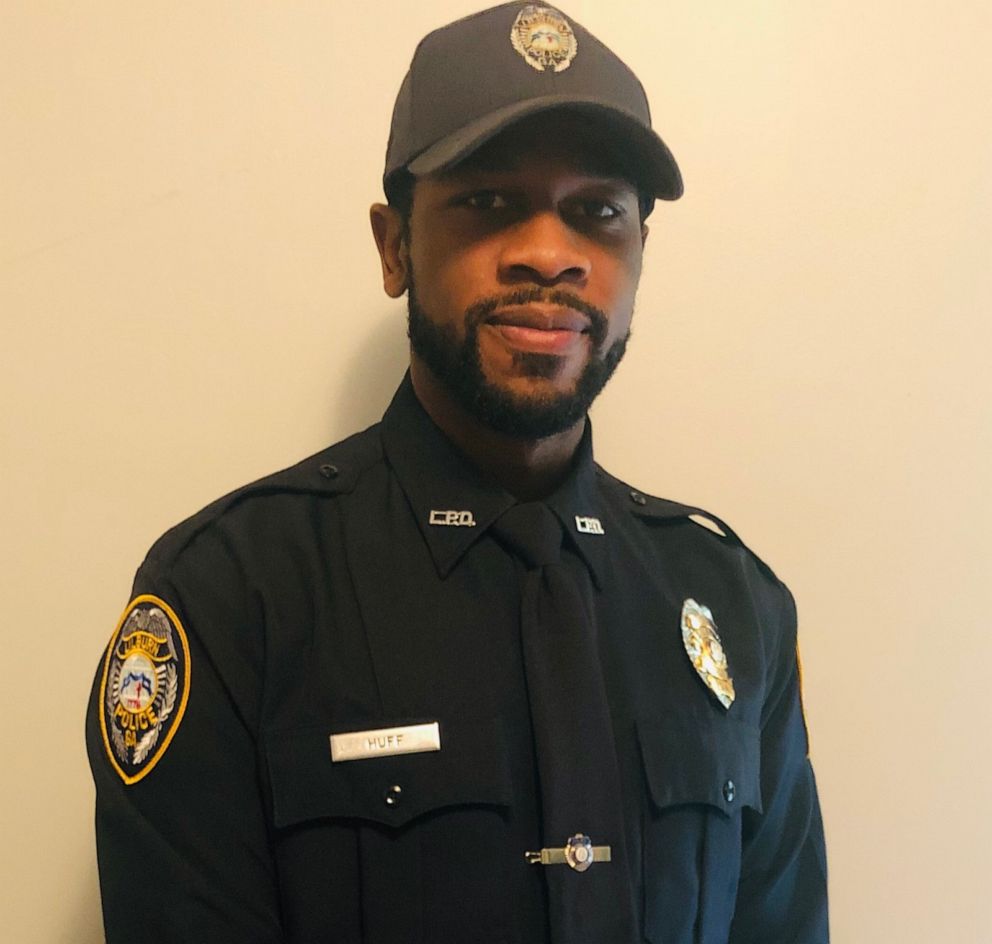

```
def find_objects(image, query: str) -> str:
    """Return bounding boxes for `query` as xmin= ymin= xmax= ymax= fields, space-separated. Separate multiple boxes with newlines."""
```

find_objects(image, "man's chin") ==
xmin=483 ymin=368 xmax=583 ymax=404
xmin=406 ymin=289 xmax=628 ymax=439
xmin=449 ymin=374 xmax=588 ymax=440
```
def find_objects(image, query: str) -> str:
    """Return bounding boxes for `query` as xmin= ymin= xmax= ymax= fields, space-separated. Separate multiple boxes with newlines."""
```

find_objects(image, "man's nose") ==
xmin=498 ymin=211 xmax=591 ymax=286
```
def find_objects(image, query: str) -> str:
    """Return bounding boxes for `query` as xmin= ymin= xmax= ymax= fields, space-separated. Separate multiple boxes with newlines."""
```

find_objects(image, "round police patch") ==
xmin=99 ymin=594 xmax=191 ymax=785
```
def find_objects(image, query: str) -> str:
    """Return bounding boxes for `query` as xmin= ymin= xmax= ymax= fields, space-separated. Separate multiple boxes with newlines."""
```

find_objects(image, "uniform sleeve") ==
xmin=85 ymin=529 xmax=284 ymax=943
xmin=729 ymin=581 xmax=829 ymax=943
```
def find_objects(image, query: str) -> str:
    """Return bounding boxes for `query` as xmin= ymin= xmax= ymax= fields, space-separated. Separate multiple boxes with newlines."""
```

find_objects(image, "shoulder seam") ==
xmin=595 ymin=464 xmax=741 ymax=542
xmin=143 ymin=426 xmax=385 ymax=570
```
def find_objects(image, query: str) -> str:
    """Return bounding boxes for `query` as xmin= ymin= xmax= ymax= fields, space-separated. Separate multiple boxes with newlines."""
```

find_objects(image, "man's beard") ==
xmin=407 ymin=277 xmax=629 ymax=440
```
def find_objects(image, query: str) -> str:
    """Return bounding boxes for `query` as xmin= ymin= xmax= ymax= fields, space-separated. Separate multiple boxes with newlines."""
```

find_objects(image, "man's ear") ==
xmin=370 ymin=203 xmax=409 ymax=298
xmin=641 ymin=222 xmax=650 ymax=248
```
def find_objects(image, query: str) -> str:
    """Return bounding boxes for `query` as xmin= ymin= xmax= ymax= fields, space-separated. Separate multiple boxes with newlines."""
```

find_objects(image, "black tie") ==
xmin=493 ymin=502 xmax=636 ymax=944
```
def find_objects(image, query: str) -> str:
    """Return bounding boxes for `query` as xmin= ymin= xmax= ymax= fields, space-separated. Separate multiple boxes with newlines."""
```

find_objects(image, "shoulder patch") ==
xmin=99 ymin=595 xmax=191 ymax=785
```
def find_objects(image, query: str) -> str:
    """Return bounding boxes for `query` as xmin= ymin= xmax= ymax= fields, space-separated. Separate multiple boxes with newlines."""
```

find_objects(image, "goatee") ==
xmin=407 ymin=280 xmax=629 ymax=440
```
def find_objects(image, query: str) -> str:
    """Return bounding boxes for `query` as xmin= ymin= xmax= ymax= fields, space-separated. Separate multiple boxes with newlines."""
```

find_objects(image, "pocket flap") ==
xmin=265 ymin=718 xmax=512 ymax=829
xmin=637 ymin=716 xmax=762 ymax=816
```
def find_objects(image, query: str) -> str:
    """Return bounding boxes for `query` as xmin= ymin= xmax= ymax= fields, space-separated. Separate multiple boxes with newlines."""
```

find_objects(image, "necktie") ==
xmin=493 ymin=502 xmax=636 ymax=944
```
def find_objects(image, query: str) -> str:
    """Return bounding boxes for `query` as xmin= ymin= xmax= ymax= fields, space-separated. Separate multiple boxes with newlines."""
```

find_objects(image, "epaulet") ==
xmin=144 ymin=424 xmax=384 ymax=566
xmin=235 ymin=423 xmax=384 ymax=497
xmin=595 ymin=467 xmax=793 ymax=589
xmin=595 ymin=465 xmax=743 ymax=545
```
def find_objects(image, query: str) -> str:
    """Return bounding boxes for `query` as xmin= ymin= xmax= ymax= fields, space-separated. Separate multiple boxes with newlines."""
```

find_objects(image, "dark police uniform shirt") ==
xmin=86 ymin=375 xmax=828 ymax=944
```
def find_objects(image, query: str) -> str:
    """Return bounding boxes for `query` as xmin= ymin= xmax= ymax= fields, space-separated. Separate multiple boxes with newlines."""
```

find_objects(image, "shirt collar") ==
xmin=380 ymin=374 xmax=608 ymax=586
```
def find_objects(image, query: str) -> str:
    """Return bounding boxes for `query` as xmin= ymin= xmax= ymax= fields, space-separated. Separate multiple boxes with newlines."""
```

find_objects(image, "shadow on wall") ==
xmin=329 ymin=305 xmax=411 ymax=434
xmin=64 ymin=867 xmax=105 ymax=944
xmin=74 ymin=307 xmax=409 ymax=944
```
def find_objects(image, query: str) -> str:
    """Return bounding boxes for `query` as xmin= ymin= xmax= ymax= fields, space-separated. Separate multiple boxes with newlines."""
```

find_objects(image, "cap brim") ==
xmin=405 ymin=94 xmax=683 ymax=201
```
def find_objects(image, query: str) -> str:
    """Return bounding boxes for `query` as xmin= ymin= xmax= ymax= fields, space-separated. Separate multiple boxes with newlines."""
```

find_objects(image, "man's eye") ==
xmin=574 ymin=200 xmax=623 ymax=220
xmin=464 ymin=191 xmax=509 ymax=210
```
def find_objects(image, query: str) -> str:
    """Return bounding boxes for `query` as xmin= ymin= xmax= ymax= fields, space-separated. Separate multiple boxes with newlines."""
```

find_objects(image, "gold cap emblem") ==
xmin=510 ymin=5 xmax=578 ymax=73
xmin=681 ymin=599 xmax=735 ymax=709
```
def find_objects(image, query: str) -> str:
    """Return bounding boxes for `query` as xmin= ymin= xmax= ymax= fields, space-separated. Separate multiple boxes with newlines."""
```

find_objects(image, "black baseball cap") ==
xmin=383 ymin=2 xmax=683 ymax=202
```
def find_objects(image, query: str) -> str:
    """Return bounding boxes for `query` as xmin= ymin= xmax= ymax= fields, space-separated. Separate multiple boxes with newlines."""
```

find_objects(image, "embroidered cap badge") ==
xmin=510 ymin=5 xmax=578 ymax=73
xmin=681 ymin=598 xmax=735 ymax=709
xmin=99 ymin=595 xmax=191 ymax=784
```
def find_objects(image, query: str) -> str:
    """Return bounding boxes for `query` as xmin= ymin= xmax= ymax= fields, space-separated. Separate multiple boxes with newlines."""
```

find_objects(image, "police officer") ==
xmin=87 ymin=4 xmax=828 ymax=942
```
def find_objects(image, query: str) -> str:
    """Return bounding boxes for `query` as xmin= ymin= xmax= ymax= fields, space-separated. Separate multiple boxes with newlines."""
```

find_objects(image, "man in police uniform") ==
xmin=87 ymin=4 xmax=828 ymax=942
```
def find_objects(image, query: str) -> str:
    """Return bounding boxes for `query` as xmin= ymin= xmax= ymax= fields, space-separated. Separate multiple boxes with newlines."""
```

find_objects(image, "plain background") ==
xmin=2 ymin=1 xmax=989 ymax=941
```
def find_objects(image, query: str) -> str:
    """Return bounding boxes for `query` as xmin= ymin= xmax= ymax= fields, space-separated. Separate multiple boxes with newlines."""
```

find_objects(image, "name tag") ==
xmin=329 ymin=722 xmax=441 ymax=762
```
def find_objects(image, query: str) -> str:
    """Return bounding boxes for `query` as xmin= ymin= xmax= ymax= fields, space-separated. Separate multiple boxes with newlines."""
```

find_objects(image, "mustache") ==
xmin=464 ymin=287 xmax=609 ymax=346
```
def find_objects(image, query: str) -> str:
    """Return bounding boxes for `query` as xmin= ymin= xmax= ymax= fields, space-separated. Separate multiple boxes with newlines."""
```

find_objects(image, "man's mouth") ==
xmin=485 ymin=304 xmax=590 ymax=355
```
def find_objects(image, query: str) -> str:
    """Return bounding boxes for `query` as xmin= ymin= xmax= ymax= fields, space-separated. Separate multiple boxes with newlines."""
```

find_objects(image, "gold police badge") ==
xmin=681 ymin=599 xmax=735 ymax=709
xmin=510 ymin=5 xmax=577 ymax=73
xmin=99 ymin=595 xmax=191 ymax=784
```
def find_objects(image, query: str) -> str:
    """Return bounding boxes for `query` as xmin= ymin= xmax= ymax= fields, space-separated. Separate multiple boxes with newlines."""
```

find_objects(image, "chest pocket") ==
xmin=638 ymin=715 xmax=762 ymax=944
xmin=265 ymin=718 xmax=516 ymax=944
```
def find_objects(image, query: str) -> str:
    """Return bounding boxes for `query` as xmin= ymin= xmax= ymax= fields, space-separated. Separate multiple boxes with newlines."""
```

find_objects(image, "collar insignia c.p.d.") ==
xmin=429 ymin=509 xmax=476 ymax=527
xmin=98 ymin=595 xmax=191 ymax=785
xmin=574 ymin=515 xmax=604 ymax=535
xmin=681 ymin=598 xmax=735 ymax=709
xmin=510 ymin=5 xmax=577 ymax=73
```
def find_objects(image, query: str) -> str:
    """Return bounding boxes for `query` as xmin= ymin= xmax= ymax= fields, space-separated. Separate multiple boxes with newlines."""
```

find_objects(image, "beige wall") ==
xmin=2 ymin=2 xmax=989 ymax=940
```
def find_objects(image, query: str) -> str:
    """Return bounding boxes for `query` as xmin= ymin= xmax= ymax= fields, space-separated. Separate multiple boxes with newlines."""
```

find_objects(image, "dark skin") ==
xmin=370 ymin=115 xmax=649 ymax=500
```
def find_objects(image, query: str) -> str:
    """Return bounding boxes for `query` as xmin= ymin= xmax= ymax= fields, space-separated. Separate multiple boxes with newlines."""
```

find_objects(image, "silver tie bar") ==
xmin=524 ymin=834 xmax=611 ymax=872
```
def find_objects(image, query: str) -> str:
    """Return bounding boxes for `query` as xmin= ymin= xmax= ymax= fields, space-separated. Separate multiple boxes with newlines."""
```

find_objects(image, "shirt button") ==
xmin=629 ymin=490 xmax=647 ymax=506
xmin=723 ymin=779 xmax=736 ymax=803
xmin=319 ymin=463 xmax=339 ymax=479
xmin=384 ymin=784 xmax=403 ymax=807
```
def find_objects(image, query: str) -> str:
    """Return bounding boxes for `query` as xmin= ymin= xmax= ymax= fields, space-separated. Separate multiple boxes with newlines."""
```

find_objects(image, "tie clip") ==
xmin=525 ymin=834 xmax=611 ymax=872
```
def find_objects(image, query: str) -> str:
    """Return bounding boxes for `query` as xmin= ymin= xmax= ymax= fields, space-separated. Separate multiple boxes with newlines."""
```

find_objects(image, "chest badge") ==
xmin=681 ymin=599 xmax=735 ymax=709
xmin=510 ymin=5 xmax=577 ymax=73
